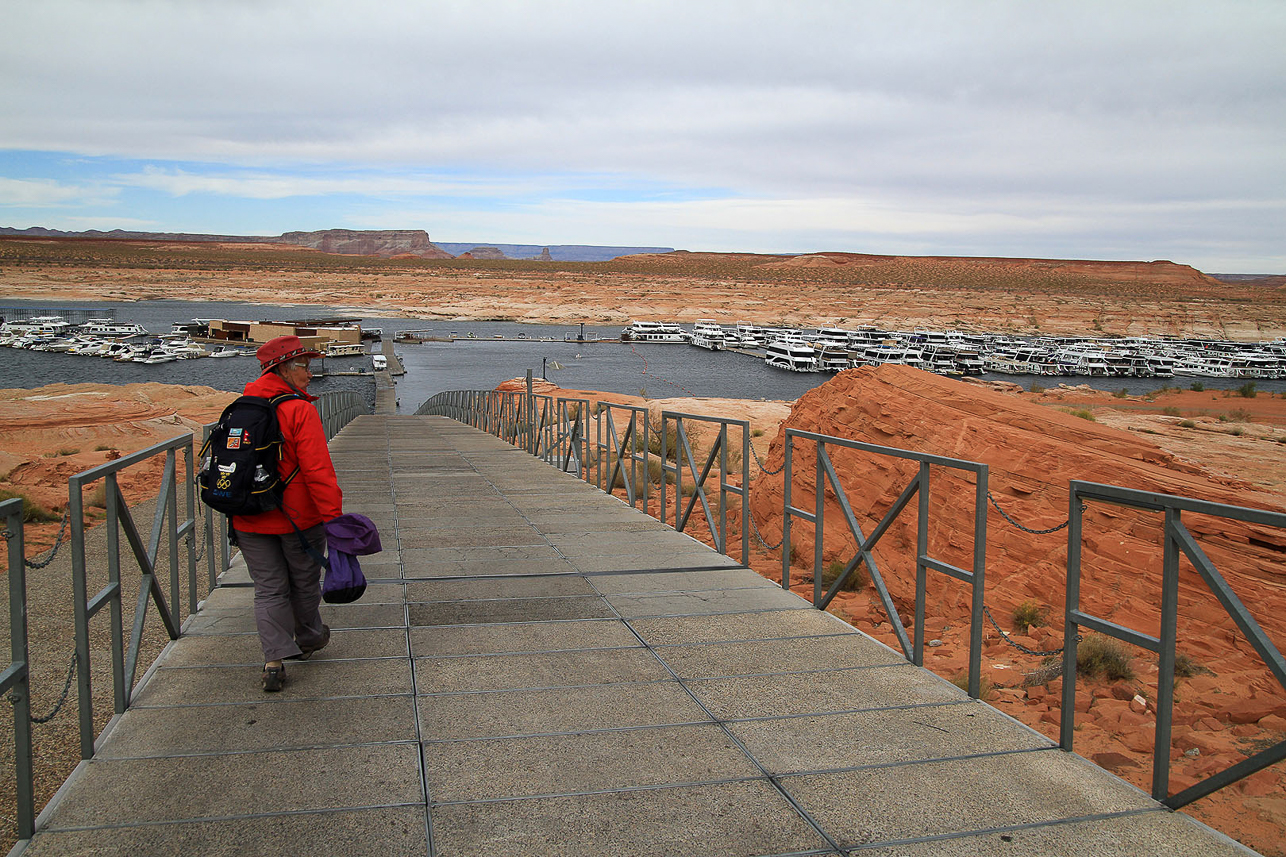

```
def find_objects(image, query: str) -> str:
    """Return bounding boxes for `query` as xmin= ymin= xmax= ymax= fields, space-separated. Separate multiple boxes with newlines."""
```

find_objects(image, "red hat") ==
xmin=257 ymin=335 xmax=323 ymax=374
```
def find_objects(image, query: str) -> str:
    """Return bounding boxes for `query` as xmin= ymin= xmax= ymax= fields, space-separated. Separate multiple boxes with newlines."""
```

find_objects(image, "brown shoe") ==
xmin=294 ymin=625 xmax=331 ymax=661
xmin=261 ymin=664 xmax=286 ymax=692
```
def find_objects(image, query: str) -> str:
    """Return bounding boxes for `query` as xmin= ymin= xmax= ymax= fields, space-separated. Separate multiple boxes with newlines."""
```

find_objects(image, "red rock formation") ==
xmin=275 ymin=229 xmax=453 ymax=259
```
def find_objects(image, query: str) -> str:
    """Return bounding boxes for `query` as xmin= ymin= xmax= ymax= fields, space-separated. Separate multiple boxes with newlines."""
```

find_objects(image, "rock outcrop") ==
xmin=461 ymin=246 xmax=507 ymax=260
xmin=749 ymin=364 xmax=1286 ymax=718
xmin=274 ymin=229 xmax=453 ymax=259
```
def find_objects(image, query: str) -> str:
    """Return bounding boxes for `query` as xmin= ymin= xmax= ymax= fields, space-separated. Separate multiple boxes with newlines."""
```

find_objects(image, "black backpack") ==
xmin=199 ymin=393 xmax=301 ymax=516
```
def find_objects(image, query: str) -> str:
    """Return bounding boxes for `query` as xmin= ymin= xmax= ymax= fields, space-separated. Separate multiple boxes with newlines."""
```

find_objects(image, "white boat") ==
xmin=1054 ymin=345 xmax=1111 ymax=376
xmin=765 ymin=339 xmax=818 ymax=372
xmin=1172 ymin=354 xmax=1234 ymax=377
xmin=1 ymin=316 xmax=74 ymax=338
xmin=325 ymin=342 xmax=367 ymax=357
xmin=733 ymin=323 xmax=767 ymax=347
xmin=621 ymin=321 xmax=687 ymax=343
xmin=689 ymin=320 xmax=727 ymax=351
xmin=79 ymin=319 xmax=149 ymax=338
xmin=207 ymin=346 xmax=245 ymax=359
xmin=816 ymin=345 xmax=854 ymax=372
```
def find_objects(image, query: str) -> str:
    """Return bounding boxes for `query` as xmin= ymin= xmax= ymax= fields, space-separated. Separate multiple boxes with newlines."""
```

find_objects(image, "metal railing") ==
xmin=595 ymin=402 xmax=651 ymax=509
xmin=316 ymin=390 xmax=367 ymax=439
xmin=659 ymin=411 xmax=751 ymax=566
xmin=1061 ymin=480 xmax=1286 ymax=808
xmin=781 ymin=428 xmax=988 ymax=698
xmin=539 ymin=396 xmax=591 ymax=477
xmin=0 ymin=498 xmax=36 ymax=841
xmin=68 ymin=433 xmax=199 ymax=761
xmin=419 ymin=391 xmax=755 ymax=566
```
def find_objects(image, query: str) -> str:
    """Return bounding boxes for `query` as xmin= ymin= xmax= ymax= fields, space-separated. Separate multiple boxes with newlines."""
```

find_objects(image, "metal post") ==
xmin=1153 ymin=506 xmax=1181 ymax=799
xmin=914 ymin=462 xmax=929 ymax=671
xmin=106 ymin=474 xmax=125 ymax=715
xmin=782 ymin=431 xmax=793 ymax=590
xmin=69 ymin=476 xmax=94 ymax=760
xmin=970 ymin=464 xmax=988 ymax=700
xmin=3 ymin=498 xmax=35 ymax=840
xmin=741 ymin=424 xmax=750 ymax=566
xmin=814 ymin=441 xmax=825 ymax=606
xmin=1060 ymin=486 xmax=1084 ymax=750
xmin=525 ymin=370 xmax=534 ymax=454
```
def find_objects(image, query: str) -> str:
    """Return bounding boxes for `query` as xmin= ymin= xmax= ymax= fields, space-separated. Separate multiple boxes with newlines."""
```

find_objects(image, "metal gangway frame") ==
xmin=658 ymin=411 xmax=751 ymax=566
xmin=1062 ymin=480 xmax=1286 ymax=809
xmin=781 ymin=428 xmax=989 ymax=699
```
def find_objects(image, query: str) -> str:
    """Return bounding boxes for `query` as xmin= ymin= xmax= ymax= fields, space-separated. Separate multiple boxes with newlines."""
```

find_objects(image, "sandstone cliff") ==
xmin=274 ymin=229 xmax=453 ymax=259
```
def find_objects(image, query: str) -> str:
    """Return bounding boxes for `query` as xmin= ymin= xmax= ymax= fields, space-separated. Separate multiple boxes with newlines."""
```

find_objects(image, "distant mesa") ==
xmin=274 ymin=229 xmax=453 ymax=259
xmin=0 ymin=227 xmax=675 ymax=263
xmin=458 ymin=246 xmax=507 ymax=260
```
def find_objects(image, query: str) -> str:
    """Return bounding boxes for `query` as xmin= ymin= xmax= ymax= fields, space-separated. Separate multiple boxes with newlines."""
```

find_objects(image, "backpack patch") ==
xmin=198 ymin=394 xmax=301 ymax=516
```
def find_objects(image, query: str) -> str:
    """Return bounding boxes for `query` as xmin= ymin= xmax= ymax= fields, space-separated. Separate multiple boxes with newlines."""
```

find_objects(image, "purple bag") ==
xmin=323 ymin=513 xmax=381 ymax=604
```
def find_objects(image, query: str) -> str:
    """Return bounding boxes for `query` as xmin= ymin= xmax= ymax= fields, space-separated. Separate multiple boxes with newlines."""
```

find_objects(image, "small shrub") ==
xmin=1114 ymin=388 xmax=1129 ymax=399
xmin=57 ymin=447 xmax=80 ymax=457
xmin=1076 ymin=633 xmax=1135 ymax=682
xmin=1012 ymin=600 xmax=1048 ymax=633
xmin=1230 ymin=426 xmax=1244 ymax=437
xmin=1162 ymin=406 xmax=1181 ymax=416
xmin=1173 ymin=652 xmax=1211 ymax=679
xmin=1228 ymin=407 xmax=1252 ymax=422
xmin=85 ymin=481 xmax=108 ymax=509
xmin=1178 ymin=419 xmax=1196 ymax=428
xmin=1030 ymin=382 xmax=1046 ymax=394
xmin=1069 ymin=408 xmax=1096 ymax=421
xmin=950 ymin=671 xmax=995 ymax=701
xmin=751 ymin=428 xmax=764 ymax=438
xmin=1235 ymin=381 xmax=1257 ymax=398
xmin=1189 ymin=381 xmax=1205 ymax=392
xmin=93 ymin=444 xmax=113 ymax=452
xmin=0 ymin=488 xmax=61 ymax=523
xmin=821 ymin=558 xmax=867 ymax=591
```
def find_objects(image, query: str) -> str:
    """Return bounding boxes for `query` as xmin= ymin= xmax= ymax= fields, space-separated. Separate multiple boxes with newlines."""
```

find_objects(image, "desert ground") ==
xmin=1 ymin=238 xmax=1285 ymax=853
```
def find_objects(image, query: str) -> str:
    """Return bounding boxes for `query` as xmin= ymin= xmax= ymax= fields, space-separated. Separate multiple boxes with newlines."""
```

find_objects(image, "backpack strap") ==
xmin=265 ymin=392 xmax=327 ymax=569
xmin=267 ymin=392 xmax=305 ymax=486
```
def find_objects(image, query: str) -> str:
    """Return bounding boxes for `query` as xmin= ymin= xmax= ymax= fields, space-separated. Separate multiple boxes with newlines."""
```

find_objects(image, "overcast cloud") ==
xmin=1 ymin=0 xmax=1283 ymax=271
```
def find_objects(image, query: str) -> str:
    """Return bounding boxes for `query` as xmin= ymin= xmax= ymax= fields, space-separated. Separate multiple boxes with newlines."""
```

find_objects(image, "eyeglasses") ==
xmin=288 ymin=361 xmax=312 ymax=372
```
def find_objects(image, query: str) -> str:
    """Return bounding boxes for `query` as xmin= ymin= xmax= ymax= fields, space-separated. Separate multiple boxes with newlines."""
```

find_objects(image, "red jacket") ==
xmin=231 ymin=372 xmax=344 ymax=534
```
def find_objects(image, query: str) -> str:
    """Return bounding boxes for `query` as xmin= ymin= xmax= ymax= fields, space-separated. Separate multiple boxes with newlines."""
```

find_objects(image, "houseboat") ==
xmin=764 ymin=339 xmax=819 ymax=372
xmin=689 ymin=320 xmax=727 ymax=351
xmin=621 ymin=321 xmax=687 ymax=343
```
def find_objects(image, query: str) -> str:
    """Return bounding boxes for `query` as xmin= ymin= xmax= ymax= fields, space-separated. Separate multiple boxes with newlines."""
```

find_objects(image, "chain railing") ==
xmin=782 ymin=428 xmax=989 ymax=699
xmin=1062 ymin=480 xmax=1286 ymax=810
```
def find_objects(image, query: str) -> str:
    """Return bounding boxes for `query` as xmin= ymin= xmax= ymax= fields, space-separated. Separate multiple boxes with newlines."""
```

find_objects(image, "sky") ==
xmin=1 ymin=0 xmax=1283 ymax=273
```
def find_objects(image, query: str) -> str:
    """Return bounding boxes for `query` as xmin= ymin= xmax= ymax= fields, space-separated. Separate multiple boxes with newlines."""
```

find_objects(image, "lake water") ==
xmin=2 ymin=299 xmax=1283 ymax=413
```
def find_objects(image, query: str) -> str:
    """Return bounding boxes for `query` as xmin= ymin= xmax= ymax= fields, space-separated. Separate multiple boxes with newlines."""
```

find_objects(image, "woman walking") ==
xmin=233 ymin=335 xmax=343 ymax=691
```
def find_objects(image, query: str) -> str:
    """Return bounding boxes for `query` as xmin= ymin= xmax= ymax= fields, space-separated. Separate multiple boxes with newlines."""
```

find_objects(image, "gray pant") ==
xmin=235 ymin=525 xmax=328 ymax=662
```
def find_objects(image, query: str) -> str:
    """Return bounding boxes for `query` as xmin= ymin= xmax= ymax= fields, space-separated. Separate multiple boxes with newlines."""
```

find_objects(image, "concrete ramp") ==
xmin=21 ymin=416 xmax=1257 ymax=855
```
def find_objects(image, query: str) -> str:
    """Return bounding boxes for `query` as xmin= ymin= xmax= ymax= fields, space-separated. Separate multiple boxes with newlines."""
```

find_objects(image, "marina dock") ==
xmin=17 ymin=414 xmax=1253 ymax=856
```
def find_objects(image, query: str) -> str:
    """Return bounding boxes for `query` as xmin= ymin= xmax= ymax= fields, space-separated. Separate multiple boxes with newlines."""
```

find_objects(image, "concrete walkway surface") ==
xmin=19 ymin=416 xmax=1259 ymax=856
